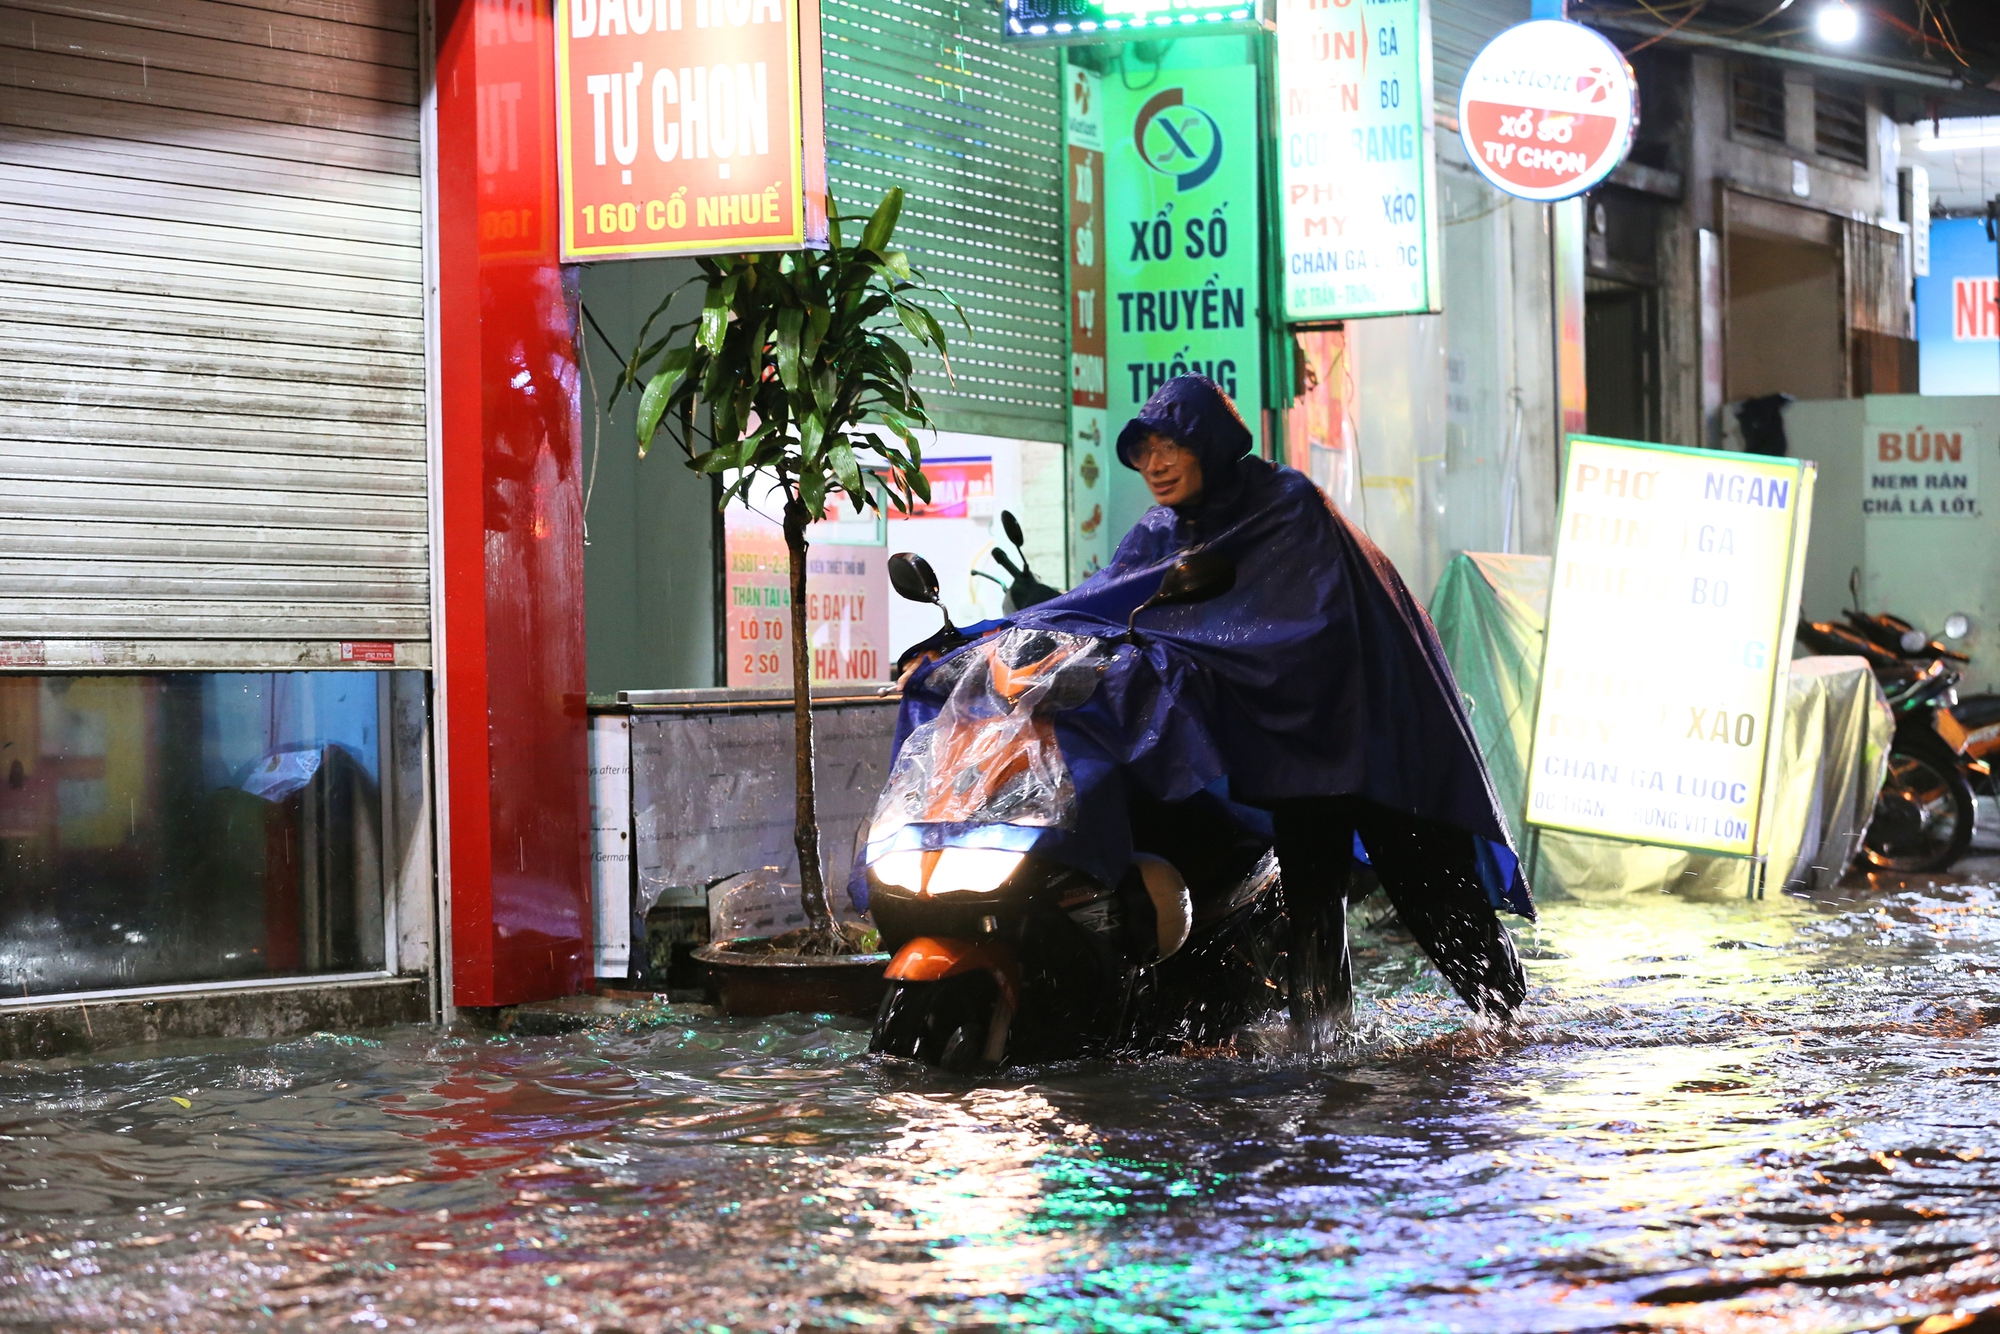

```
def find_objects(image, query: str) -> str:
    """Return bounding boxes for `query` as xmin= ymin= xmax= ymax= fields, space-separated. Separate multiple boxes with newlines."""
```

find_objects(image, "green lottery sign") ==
xmin=1277 ymin=0 xmax=1440 ymax=322
xmin=1105 ymin=67 xmax=1262 ymax=426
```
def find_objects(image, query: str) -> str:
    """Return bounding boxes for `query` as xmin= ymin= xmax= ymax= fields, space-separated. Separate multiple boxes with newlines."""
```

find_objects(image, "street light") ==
xmin=1816 ymin=0 xmax=1859 ymax=43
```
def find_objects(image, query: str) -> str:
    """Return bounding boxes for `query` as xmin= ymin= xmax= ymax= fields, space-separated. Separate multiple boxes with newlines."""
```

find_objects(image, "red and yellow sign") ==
xmin=555 ymin=0 xmax=824 ymax=258
xmin=1458 ymin=19 xmax=1636 ymax=204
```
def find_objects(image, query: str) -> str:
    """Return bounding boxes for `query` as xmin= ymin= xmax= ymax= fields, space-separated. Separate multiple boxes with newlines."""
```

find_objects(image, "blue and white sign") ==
xmin=1275 ymin=0 xmax=1440 ymax=321
xmin=1916 ymin=216 xmax=2000 ymax=395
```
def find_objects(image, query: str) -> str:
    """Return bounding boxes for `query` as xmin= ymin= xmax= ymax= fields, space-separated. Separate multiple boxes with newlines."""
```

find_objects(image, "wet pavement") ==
xmin=5 ymin=859 xmax=2000 ymax=1332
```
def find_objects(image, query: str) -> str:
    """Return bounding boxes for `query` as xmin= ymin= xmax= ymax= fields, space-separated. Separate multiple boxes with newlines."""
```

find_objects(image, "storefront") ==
xmin=0 ymin=0 xmax=439 ymax=1037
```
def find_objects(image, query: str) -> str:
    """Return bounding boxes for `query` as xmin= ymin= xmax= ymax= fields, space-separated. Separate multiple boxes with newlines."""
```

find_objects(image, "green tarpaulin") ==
xmin=1431 ymin=553 xmax=1892 ymax=898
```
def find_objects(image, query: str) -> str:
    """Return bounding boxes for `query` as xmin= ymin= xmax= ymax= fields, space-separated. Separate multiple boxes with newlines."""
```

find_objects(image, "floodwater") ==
xmin=5 ymin=867 xmax=2000 ymax=1332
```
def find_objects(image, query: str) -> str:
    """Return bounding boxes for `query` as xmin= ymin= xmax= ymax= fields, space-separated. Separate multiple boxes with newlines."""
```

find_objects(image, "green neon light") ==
xmin=1004 ymin=0 xmax=1272 ymax=43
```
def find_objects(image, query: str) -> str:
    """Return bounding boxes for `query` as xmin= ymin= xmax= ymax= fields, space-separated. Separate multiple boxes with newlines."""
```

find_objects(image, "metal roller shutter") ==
xmin=821 ymin=0 xmax=1066 ymax=444
xmin=1431 ymin=0 xmax=1527 ymax=121
xmin=0 ymin=0 xmax=429 ymax=665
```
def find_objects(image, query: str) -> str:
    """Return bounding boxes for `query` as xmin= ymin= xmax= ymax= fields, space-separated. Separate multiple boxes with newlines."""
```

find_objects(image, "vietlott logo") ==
xmin=1134 ymin=88 xmax=1222 ymax=191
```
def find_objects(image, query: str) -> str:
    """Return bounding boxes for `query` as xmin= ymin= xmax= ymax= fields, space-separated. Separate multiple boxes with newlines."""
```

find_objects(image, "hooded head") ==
xmin=1115 ymin=376 xmax=1254 ymax=510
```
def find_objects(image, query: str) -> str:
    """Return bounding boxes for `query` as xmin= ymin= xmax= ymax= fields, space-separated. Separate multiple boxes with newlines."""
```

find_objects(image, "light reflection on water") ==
xmin=4 ymin=870 xmax=2000 ymax=1332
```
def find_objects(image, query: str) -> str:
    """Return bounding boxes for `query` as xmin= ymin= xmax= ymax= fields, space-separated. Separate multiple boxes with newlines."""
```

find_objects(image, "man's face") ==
xmin=1133 ymin=433 xmax=1204 ymax=507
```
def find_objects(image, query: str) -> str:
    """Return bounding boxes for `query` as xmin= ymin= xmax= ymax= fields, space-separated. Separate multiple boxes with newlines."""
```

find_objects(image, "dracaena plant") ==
xmin=614 ymin=186 xmax=962 ymax=954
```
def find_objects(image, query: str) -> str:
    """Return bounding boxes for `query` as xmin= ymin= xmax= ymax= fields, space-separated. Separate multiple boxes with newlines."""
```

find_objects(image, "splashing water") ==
xmin=5 ymin=867 xmax=2000 ymax=1332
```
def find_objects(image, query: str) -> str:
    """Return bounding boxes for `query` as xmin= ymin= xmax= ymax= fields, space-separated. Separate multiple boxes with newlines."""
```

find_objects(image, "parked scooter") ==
xmin=1796 ymin=599 xmax=1983 ymax=872
xmin=864 ymin=550 xmax=1291 ymax=1069
xmin=971 ymin=509 xmax=1062 ymax=612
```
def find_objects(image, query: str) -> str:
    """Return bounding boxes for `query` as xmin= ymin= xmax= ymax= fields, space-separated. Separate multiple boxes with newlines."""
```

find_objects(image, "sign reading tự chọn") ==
xmin=1863 ymin=419 xmax=1982 ymax=520
xmin=1526 ymin=438 xmax=1815 ymax=859
xmin=1458 ymin=19 xmax=1636 ymax=203
xmin=555 ymin=0 xmax=825 ymax=258
xmin=1276 ymin=0 xmax=1440 ymax=322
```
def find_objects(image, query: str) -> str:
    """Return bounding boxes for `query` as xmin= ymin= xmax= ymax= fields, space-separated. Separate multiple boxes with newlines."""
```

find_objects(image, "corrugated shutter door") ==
xmin=821 ymin=0 xmax=1066 ymax=443
xmin=0 ymin=0 xmax=428 ymax=662
xmin=1430 ymin=0 xmax=1527 ymax=119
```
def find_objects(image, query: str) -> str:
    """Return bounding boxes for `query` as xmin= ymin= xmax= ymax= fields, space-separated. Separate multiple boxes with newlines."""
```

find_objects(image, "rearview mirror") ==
xmin=888 ymin=552 xmax=941 ymax=605
xmin=889 ymin=550 xmax=961 ymax=657
xmin=1124 ymin=551 xmax=1237 ymax=643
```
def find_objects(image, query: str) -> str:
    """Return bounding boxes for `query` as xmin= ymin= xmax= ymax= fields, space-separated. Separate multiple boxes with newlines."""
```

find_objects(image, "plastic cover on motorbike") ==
xmin=1429 ymin=552 xmax=1894 ymax=895
xmin=866 ymin=627 xmax=1108 ymax=856
xmin=892 ymin=376 xmax=1533 ymax=918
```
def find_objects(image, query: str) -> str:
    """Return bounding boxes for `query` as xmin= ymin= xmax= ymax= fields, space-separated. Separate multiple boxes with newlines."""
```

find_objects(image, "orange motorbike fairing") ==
xmin=884 ymin=936 xmax=1021 ymax=1009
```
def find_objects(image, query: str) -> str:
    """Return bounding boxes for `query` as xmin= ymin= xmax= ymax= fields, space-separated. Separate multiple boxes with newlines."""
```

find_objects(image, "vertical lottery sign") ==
xmin=1065 ymin=62 xmax=1110 ymax=582
xmin=555 ymin=0 xmax=825 ymax=257
xmin=1277 ymin=0 xmax=1440 ymax=321
xmin=1104 ymin=67 xmax=1262 ymax=444
xmin=1526 ymin=439 xmax=1815 ymax=859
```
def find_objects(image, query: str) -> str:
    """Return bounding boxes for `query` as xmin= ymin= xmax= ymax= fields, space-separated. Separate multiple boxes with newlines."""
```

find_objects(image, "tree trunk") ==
xmin=783 ymin=496 xmax=839 ymax=952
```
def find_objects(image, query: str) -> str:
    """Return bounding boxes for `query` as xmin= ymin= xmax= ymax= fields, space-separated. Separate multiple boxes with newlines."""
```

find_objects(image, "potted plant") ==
xmin=614 ymin=188 xmax=960 ymax=995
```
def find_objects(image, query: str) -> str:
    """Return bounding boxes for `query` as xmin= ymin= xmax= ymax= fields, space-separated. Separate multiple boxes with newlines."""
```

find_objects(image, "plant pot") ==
xmin=693 ymin=936 xmax=890 ymax=1018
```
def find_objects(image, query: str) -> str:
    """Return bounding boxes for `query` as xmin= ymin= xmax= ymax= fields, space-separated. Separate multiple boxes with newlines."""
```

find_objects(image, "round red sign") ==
xmin=1458 ymin=20 xmax=1638 ymax=203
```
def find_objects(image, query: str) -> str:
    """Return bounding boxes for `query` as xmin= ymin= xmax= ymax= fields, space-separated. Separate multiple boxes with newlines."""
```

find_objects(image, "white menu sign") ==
xmin=1862 ymin=419 xmax=1982 ymax=519
xmin=1276 ymin=0 xmax=1440 ymax=322
xmin=1527 ymin=438 xmax=1816 ymax=858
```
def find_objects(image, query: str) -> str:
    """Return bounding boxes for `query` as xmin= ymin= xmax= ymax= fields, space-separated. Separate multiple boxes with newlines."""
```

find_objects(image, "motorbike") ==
xmin=971 ymin=509 xmax=1062 ymax=612
xmin=1796 ymin=600 xmax=1985 ymax=873
xmin=862 ymin=549 xmax=1294 ymax=1069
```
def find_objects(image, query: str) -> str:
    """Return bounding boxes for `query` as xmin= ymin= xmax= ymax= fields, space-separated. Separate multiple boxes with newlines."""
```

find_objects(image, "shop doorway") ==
xmin=1585 ymin=280 xmax=1661 ymax=443
xmin=1725 ymin=224 xmax=1845 ymax=403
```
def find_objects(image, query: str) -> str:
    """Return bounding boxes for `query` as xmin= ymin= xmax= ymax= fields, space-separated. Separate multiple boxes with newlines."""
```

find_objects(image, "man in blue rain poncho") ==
xmin=993 ymin=375 xmax=1532 ymax=1029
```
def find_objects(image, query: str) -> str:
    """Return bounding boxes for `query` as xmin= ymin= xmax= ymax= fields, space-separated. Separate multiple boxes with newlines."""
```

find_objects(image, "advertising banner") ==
xmin=1914 ymin=216 xmax=2000 ymax=395
xmin=555 ymin=0 xmax=825 ymax=259
xmin=1276 ymin=0 xmax=1440 ymax=322
xmin=724 ymin=487 xmax=888 ymax=688
xmin=1104 ymin=64 xmax=1262 ymax=524
xmin=475 ymin=0 xmax=559 ymax=260
xmin=1458 ymin=19 xmax=1636 ymax=203
xmin=1862 ymin=418 xmax=1982 ymax=520
xmin=1065 ymin=62 xmax=1111 ymax=580
xmin=1526 ymin=438 xmax=1815 ymax=858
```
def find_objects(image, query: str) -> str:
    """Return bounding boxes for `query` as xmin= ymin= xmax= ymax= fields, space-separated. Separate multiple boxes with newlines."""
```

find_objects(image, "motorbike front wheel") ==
xmin=1863 ymin=729 xmax=1975 ymax=873
xmin=869 ymin=971 xmax=1004 ymax=1071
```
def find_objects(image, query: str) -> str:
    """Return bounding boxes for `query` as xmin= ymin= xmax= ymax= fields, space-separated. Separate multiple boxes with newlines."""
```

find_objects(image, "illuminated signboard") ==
xmin=1458 ymin=19 xmax=1636 ymax=203
xmin=1005 ymin=0 xmax=1271 ymax=43
xmin=1526 ymin=438 xmax=1815 ymax=858
xmin=555 ymin=0 xmax=826 ymax=258
xmin=1277 ymin=0 xmax=1439 ymax=322
xmin=1103 ymin=66 xmax=1262 ymax=537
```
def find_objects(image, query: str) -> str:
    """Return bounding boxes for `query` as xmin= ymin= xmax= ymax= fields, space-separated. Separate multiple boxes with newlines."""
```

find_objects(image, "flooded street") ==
xmin=5 ymin=866 xmax=2000 ymax=1333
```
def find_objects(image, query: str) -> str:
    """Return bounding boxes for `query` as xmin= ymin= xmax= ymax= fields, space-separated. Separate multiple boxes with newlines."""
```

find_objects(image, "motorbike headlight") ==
xmin=927 ymin=848 xmax=1024 ymax=895
xmin=871 ymin=850 xmax=925 ymax=893
xmin=867 ymin=847 xmax=1024 ymax=895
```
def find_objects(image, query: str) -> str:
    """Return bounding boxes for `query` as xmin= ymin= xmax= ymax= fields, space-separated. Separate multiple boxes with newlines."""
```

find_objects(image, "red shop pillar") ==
xmin=433 ymin=0 xmax=592 ymax=1006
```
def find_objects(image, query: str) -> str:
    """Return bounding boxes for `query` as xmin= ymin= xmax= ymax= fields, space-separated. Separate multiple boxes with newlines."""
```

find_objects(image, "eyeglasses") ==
xmin=1129 ymin=437 xmax=1191 ymax=468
